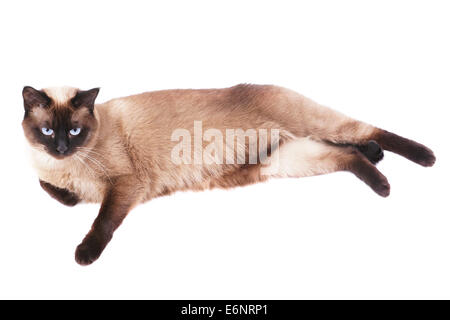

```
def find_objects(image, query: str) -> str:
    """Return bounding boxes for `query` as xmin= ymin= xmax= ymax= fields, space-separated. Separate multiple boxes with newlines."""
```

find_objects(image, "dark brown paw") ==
xmin=61 ymin=193 xmax=80 ymax=206
xmin=372 ymin=177 xmax=390 ymax=197
xmin=75 ymin=234 xmax=106 ymax=266
xmin=349 ymin=157 xmax=390 ymax=197
xmin=357 ymin=140 xmax=384 ymax=164
xmin=39 ymin=180 xmax=80 ymax=207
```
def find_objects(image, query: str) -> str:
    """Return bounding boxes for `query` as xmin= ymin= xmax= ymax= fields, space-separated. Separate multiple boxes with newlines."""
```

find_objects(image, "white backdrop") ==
xmin=0 ymin=0 xmax=449 ymax=299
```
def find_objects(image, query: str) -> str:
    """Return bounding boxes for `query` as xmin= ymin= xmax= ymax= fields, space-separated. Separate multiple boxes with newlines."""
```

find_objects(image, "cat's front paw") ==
xmin=61 ymin=192 xmax=80 ymax=207
xmin=39 ymin=180 xmax=80 ymax=207
xmin=75 ymin=234 xmax=106 ymax=266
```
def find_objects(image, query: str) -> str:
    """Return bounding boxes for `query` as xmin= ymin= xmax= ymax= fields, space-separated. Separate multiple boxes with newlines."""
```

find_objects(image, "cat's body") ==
xmin=22 ymin=84 xmax=435 ymax=265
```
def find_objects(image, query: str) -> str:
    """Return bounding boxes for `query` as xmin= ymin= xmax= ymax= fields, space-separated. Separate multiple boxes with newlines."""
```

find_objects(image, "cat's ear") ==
xmin=22 ymin=86 xmax=51 ymax=111
xmin=71 ymin=88 xmax=100 ymax=112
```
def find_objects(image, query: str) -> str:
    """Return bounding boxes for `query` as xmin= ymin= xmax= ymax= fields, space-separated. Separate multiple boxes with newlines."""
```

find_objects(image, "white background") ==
xmin=0 ymin=0 xmax=449 ymax=299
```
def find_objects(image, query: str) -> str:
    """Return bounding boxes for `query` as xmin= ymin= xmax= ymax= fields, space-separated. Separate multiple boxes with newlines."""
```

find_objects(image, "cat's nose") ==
xmin=56 ymin=144 xmax=68 ymax=154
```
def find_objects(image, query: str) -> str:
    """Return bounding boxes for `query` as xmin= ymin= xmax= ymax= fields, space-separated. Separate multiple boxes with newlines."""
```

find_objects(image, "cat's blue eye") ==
xmin=41 ymin=127 xmax=53 ymax=136
xmin=69 ymin=128 xmax=81 ymax=136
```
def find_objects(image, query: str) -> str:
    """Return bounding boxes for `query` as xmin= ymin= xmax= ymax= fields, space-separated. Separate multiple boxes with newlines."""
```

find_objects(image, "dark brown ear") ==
xmin=71 ymin=88 xmax=100 ymax=112
xmin=22 ymin=86 xmax=51 ymax=111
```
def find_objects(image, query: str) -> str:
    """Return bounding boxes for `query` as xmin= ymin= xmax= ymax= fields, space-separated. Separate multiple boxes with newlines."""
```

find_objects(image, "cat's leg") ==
xmin=333 ymin=140 xmax=384 ymax=164
xmin=355 ymin=140 xmax=384 ymax=164
xmin=261 ymin=137 xmax=390 ymax=197
xmin=39 ymin=180 xmax=80 ymax=206
xmin=294 ymin=99 xmax=435 ymax=167
xmin=75 ymin=175 xmax=143 ymax=266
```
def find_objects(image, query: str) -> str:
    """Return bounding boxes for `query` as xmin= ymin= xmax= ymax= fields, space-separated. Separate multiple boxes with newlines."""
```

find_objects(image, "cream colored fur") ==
xmin=26 ymin=84 xmax=378 ymax=203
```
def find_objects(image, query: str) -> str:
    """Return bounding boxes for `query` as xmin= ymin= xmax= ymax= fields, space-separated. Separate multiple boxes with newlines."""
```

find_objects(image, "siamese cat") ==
xmin=21 ymin=84 xmax=435 ymax=265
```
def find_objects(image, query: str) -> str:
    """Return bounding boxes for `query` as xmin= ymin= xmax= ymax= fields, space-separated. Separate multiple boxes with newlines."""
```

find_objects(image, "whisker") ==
xmin=78 ymin=151 xmax=113 ymax=185
xmin=76 ymin=147 xmax=108 ymax=159
xmin=74 ymin=154 xmax=96 ymax=179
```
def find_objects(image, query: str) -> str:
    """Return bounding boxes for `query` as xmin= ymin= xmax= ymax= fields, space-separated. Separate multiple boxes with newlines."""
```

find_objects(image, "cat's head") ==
xmin=22 ymin=86 xmax=100 ymax=159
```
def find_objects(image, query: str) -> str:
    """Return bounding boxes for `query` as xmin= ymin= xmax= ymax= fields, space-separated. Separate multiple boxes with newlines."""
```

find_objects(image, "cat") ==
xmin=21 ymin=84 xmax=435 ymax=265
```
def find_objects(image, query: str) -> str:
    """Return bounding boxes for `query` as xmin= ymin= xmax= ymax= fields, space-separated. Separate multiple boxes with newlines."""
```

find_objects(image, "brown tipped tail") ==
xmin=373 ymin=129 xmax=436 ymax=167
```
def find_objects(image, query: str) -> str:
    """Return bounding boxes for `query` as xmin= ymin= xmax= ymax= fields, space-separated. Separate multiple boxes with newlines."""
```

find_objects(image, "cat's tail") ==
xmin=295 ymin=99 xmax=436 ymax=167
xmin=313 ymin=119 xmax=435 ymax=167
xmin=371 ymin=128 xmax=436 ymax=167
